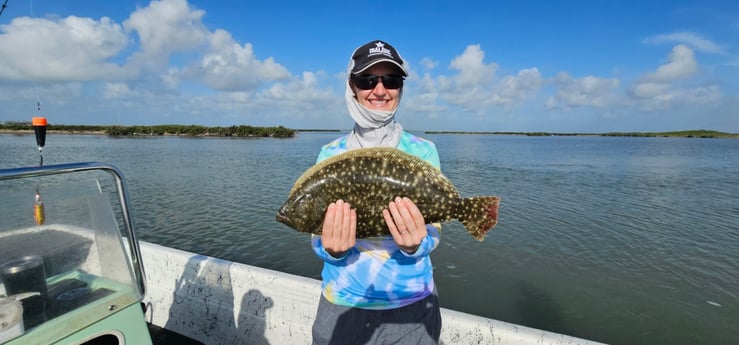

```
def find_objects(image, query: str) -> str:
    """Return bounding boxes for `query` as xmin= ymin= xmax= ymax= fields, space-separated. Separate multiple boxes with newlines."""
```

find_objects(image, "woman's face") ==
xmin=350 ymin=62 xmax=402 ymax=112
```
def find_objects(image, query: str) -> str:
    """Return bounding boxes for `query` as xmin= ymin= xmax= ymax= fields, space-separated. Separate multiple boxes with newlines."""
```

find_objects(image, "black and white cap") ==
xmin=349 ymin=40 xmax=408 ymax=77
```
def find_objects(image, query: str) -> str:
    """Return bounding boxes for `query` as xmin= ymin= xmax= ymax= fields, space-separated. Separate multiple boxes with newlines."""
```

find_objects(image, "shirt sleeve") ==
xmin=311 ymin=234 xmax=350 ymax=262
xmin=424 ymin=144 xmax=441 ymax=169
xmin=316 ymin=149 xmax=331 ymax=164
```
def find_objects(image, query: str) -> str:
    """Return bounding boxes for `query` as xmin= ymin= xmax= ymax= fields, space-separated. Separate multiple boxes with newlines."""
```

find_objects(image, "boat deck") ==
xmin=148 ymin=324 xmax=203 ymax=345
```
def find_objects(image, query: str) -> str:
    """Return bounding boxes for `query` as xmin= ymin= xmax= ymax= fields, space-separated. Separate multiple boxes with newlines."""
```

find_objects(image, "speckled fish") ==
xmin=276 ymin=147 xmax=500 ymax=241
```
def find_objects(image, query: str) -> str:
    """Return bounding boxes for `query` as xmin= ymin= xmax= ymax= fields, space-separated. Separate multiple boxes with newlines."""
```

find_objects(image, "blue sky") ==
xmin=1 ymin=0 xmax=738 ymax=132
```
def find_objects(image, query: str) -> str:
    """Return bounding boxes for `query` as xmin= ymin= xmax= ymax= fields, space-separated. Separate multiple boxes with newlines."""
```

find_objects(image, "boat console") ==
xmin=0 ymin=163 xmax=152 ymax=345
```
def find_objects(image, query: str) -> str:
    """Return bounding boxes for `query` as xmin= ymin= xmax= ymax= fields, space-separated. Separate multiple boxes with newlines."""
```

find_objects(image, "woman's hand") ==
xmin=384 ymin=197 xmax=427 ymax=254
xmin=321 ymin=199 xmax=357 ymax=258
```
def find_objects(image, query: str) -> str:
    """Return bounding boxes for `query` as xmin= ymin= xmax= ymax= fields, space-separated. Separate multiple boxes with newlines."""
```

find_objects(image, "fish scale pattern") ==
xmin=278 ymin=147 xmax=499 ymax=240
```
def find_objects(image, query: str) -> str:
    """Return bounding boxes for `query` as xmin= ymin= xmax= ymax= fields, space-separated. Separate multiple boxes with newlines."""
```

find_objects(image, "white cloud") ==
xmin=448 ymin=44 xmax=498 ymax=88
xmin=420 ymin=57 xmax=438 ymax=70
xmin=629 ymin=84 xmax=722 ymax=111
xmin=104 ymin=82 xmax=133 ymax=98
xmin=192 ymin=29 xmax=291 ymax=91
xmin=629 ymin=44 xmax=722 ymax=110
xmin=548 ymin=72 xmax=620 ymax=109
xmin=123 ymin=0 xmax=208 ymax=62
xmin=0 ymin=16 xmax=129 ymax=81
xmin=170 ymin=71 xmax=343 ymax=126
xmin=630 ymin=81 xmax=671 ymax=99
xmin=643 ymin=32 xmax=724 ymax=54
xmin=403 ymin=73 xmax=446 ymax=118
xmin=681 ymin=85 xmax=721 ymax=103
xmin=645 ymin=44 xmax=697 ymax=82
xmin=260 ymin=71 xmax=335 ymax=105
xmin=0 ymin=0 xmax=337 ymax=127
xmin=491 ymin=68 xmax=543 ymax=106
xmin=409 ymin=45 xmax=541 ymax=115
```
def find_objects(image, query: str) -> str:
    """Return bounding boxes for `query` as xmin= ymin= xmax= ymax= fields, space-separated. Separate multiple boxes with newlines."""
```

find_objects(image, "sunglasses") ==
xmin=351 ymin=74 xmax=404 ymax=90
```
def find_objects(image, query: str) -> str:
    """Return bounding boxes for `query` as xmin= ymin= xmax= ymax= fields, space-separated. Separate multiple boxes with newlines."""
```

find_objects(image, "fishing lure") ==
xmin=34 ymin=190 xmax=45 ymax=225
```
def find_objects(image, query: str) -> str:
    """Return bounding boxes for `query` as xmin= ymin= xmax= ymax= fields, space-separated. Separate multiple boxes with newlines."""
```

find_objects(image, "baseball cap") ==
xmin=349 ymin=40 xmax=408 ymax=77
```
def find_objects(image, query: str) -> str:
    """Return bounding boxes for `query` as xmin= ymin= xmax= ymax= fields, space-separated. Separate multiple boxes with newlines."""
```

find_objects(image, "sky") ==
xmin=1 ymin=0 xmax=738 ymax=133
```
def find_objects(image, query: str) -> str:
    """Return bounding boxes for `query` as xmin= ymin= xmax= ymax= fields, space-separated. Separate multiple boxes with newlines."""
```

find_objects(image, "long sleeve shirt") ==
xmin=311 ymin=131 xmax=442 ymax=309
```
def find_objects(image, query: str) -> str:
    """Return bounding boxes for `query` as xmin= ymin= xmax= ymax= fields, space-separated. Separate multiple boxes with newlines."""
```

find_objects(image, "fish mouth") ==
xmin=275 ymin=211 xmax=287 ymax=222
xmin=275 ymin=209 xmax=292 ymax=226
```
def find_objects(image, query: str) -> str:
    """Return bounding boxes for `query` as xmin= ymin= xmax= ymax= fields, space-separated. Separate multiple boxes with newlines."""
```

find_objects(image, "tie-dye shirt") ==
xmin=311 ymin=131 xmax=442 ymax=309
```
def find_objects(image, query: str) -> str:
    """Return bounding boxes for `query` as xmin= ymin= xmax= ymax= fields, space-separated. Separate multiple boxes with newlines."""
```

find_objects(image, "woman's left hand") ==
xmin=384 ymin=197 xmax=427 ymax=254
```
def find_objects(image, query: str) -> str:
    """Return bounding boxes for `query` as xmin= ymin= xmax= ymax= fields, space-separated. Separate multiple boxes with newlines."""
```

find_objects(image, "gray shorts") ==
xmin=311 ymin=291 xmax=442 ymax=345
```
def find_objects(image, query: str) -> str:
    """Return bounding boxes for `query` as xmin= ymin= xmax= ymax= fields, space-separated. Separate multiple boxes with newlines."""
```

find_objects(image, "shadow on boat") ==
xmin=155 ymin=253 xmax=274 ymax=344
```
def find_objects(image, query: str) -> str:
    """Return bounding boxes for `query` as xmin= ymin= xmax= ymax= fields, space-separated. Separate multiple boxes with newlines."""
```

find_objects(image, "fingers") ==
xmin=322 ymin=202 xmax=336 ymax=238
xmin=394 ymin=197 xmax=425 ymax=234
xmin=339 ymin=201 xmax=355 ymax=244
xmin=322 ymin=200 xmax=356 ymax=257
xmin=385 ymin=197 xmax=427 ymax=253
xmin=323 ymin=198 xmax=426 ymax=256
xmin=348 ymin=207 xmax=357 ymax=243
xmin=383 ymin=208 xmax=399 ymax=236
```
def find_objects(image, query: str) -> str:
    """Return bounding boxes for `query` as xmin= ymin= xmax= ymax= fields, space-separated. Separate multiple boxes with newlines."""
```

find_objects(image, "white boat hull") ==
xmin=140 ymin=241 xmax=603 ymax=345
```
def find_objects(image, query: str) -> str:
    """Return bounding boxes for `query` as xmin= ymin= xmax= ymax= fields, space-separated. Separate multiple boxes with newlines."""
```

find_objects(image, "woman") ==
xmin=311 ymin=40 xmax=442 ymax=345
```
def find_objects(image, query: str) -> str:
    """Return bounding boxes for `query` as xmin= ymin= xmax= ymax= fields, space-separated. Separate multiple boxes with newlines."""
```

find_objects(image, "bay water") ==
xmin=1 ymin=132 xmax=737 ymax=344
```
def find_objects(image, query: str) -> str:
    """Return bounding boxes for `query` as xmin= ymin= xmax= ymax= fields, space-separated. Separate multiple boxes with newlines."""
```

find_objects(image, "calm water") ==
xmin=2 ymin=132 xmax=738 ymax=345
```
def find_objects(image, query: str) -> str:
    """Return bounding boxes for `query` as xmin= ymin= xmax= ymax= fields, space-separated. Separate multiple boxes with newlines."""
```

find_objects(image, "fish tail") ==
xmin=459 ymin=196 xmax=500 ymax=241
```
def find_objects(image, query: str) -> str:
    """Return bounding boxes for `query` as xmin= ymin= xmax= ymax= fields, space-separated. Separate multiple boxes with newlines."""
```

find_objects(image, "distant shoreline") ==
xmin=0 ymin=129 xmax=107 ymax=135
xmin=0 ymin=124 xmax=296 ymax=138
xmin=421 ymin=130 xmax=739 ymax=138
xmin=1 ymin=126 xmax=737 ymax=139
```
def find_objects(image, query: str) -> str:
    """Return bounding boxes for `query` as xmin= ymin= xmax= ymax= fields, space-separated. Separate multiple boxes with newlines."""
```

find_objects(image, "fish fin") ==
xmin=459 ymin=196 xmax=500 ymax=241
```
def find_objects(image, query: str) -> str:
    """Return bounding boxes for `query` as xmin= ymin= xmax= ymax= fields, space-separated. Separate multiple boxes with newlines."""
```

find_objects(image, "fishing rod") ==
xmin=28 ymin=0 xmax=44 ymax=167
xmin=18 ymin=0 xmax=48 ymax=225
xmin=0 ymin=0 xmax=8 ymax=17
xmin=0 ymin=0 xmax=49 ymax=224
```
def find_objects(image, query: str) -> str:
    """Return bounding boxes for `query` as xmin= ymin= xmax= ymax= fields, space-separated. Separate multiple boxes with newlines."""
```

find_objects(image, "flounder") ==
xmin=276 ymin=147 xmax=500 ymax=241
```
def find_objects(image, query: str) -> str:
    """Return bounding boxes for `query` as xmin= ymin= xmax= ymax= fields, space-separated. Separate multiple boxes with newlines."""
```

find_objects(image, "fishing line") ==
xmin=28 ymin=0 xmax=44 ymax=166
xmin=27 ymin=0 xmax=46 ymax=225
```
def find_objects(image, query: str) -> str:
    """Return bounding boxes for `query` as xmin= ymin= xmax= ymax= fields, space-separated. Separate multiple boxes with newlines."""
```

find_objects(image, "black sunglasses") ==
xmin=351 ymin=74 xmax=404 ymax=90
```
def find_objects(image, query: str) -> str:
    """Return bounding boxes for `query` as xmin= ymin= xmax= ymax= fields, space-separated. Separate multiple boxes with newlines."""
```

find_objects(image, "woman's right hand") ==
xmin=321 ymin=199 xmax=357 ymax=258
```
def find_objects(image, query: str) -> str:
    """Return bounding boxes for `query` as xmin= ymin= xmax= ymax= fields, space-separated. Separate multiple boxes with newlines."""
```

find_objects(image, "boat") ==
xmin=0 ymin=124 xmax=604 ymax=344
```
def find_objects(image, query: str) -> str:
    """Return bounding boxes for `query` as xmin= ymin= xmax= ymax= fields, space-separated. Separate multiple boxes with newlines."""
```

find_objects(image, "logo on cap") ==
xmin=368 ymin=42 xmax=394 ymax=59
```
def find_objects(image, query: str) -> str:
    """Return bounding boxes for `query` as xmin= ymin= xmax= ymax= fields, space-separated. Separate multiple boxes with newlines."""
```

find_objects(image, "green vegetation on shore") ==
xmin=424 ymin=129 xmax=738 ymax=138
xmin=600 ymin=130 xmax=736 ymax=138
xmin=1 ymin=122 xmax=735 ymax=139
xmin=0 ymin=122 xmax=296 ymax=138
